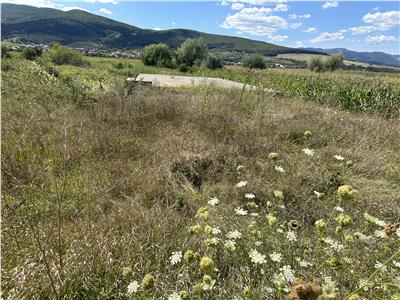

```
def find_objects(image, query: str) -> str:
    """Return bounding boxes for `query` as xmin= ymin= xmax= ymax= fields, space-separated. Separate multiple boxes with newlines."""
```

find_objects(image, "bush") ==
xmin=176 ymin=38 xmax=208 ymax=67
xmin=22 ymin=47 xmax=43 ymax=60
xmin=204 ymin=56 xmax=224 ymax=70
xmin=324 ymin=53 xmax=344 ymax=71
xmin=141 ymin=43 xmax=174 ymax=68
xmin=47 ymin=45 xmax=89 ymax=67
xmin=243 ymin=54 xmax=266 ymax=69
xmin=308 ymin=56 xmax=325 ymax=72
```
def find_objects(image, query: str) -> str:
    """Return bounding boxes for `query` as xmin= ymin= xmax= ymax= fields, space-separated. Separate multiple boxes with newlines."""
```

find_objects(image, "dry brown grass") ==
xmin=2 ymin=76 xmax=400 ymax=298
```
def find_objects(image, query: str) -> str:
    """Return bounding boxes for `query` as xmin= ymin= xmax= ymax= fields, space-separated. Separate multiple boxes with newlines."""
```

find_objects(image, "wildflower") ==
xmin=224 ymin=240 xmax=236 ymax=251
xmin=335 ymin=214 xmax=352 ymax=227
xmin=344 ymin=235 xmax=354 ymax=243
xmin=303 ymin=130 xmax=312 ymax=138
xmin=374 ymin=229 xmax=386 ymax=238
xmin=273 ymin=190 xmax=284 ymax=200
xmin=286 ymin=231 xmax=297 ymax=242
xmin=250 ymin=229 xmax=262 ymax=238
xmin=325 ymin=257 xmax=340 ymax=268
xmin=334 ymin=155 xmax=345 ymax=161
xmin=281 ymin=265 xmax=295 ymax=283
xmin=249 ymin=249 xmax=267 ymax=264
xmin=208 ymin=197 xmax=219 ymax=206
xmin=267 ymin=215 xmax=278 ymax=227
xmin=192 ymin=283 xmax=203 ymax=294
xmin=168 ymin=292 xmax=181 ymax=300
xmin=170 ymin=251 xmax=182 ymax=265
xmin=298 ymin=260 xmax=313 ymax=268
xmin=236 ymin=181 xmax=247 ymax=188
xmin=204 ymin=237 xmax=220 ymax=247
xmin=250 ymin=212 xmax=259 ymax=217
xmin=374 ymin=261 xmax=387 ymax=272
xmin=246 ymin=202 xmax=258 ymax=210
xmin=288 ymin=282 xmax=322 ymax=300
xmin=268 ymin=152 xmax=279 ymax=160
xmin=334 ymin=206 xmax=344 ymax=213
xmin=183 ymin=250 xmax=195 ymax=263
xmin=226 ymin=230 xmax=242 ymax=240
xmin=337 ymin=185 xmax=358 ymax=201
xmin=315 ymin=219 xmax=327 ymax=233
xmin=196 ymin=207 xmax=209 ymax=220
xmin=236 ymin=165 xmax=244 ymax=172
xmin=179 ymin=291 xmax=189 ymax=300
xmin=375 ymin=219 xmax=386 ymax=227
xmin=202 ymin=275 xmax=216 ymax=290
xmin=245 ymin=193 xmax=255 ymax=199
xmin=322 ymin=278 xmax=337 ymax=299
xmin=346 ymin=160 xmax=353 ymax=167
xmin=255 ymin=241 xmax=263 ymax=246
xmin=324 ymin=237 xmax=344 ymax=251
xmin=189 ymin=224 xmax=201 ymax=234
xmin=275 ymin=165 xmax=285 ymax=173
xmin=288 ymin=220 xmax=300 ymax=230
xmin=397 ymin=228 xmax=400 ymax=237
xmin=122 ymin=266 xmax=133 ymax=278
xmin=141 ymin=273 xmax=155 ymax=290
xmin=235 ymin=207 xmax=248 ymax=216
xmin=313 ymin=191 xmax=325 ymax=199
xmin=204 ymin=225 xmax=213 ymax=235
xmin=363 ymin=212 xmax=378 ymax=224
xmin=270 ymin=252 xmax=282 ymax=262
xmin=243 ymin=287 xmax=252 ymax=299
xmin=302 ymin=148 xmax=314 ymax=156
xmin=199 ymin=256 xmax=214 ymax=274
xmin=212 ymin=227 xmax=221 ymax=235
xmin=393 ymin=261 xmax=400 ymax=268
xmin=127 ymin=280 xmax=139 ymax=295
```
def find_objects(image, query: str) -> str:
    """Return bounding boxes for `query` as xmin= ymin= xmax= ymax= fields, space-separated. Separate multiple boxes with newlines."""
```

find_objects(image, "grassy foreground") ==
xmin=2 ymin=56 xmax=400 ymax=299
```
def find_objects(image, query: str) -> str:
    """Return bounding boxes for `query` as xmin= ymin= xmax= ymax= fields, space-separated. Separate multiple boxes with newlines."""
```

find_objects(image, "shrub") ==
xmin=47 ymin=44 xmax=89 ymax=67
xmin=22 ymin=47 xmax=43 ymax=60
xmin=308 ymin=56 xmax=325 ymax=72
xmin=324 ymin=53 xmax=344 ymax=71
xmin=141 ymin=43 xmax=174 ymax=68
xmin=204 ymin=56 xmax=223 ymax=70
xmin=176 ymin=38 xmax=208 ymax=67
xmin=243 ymin=54 xmax=266 ymax=69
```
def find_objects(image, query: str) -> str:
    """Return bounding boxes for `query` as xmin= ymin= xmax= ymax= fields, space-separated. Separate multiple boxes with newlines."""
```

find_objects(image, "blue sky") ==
xmin=4 ymin=0 xmax=400 ymax=54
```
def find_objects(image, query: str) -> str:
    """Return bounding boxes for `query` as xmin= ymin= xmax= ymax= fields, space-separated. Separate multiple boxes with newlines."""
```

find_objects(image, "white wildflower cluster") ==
xmin=236 ymin=181 xmax=247 ymax=188
xmin=286 ymin=231 xmax=297 ymax=242
xmin=208 ymin=197 xmax=219 ymax=206
xmin=169 ymin=251 xmax=182 ymax=265
xmin=324 ymin=237 xmax=344 ymax=252
xmin=302 ymin=148 xmax=314 ymax=156
xmin=226 ymin=230 xmax=242 ymax=240
xmin=275 ymin=165 xmax=285 ymax=173
xmin=334 ymin=155 xmax=345 ymax=161
xmin=245 ymin=193 xmax=255 ymax=199
xmin=269 ymin=252 xmax=282 ymax=263
xmin=235 ymin=207 xmax=248 ymax=216
xmin=249 ymin=249 xmax=267 ymax=264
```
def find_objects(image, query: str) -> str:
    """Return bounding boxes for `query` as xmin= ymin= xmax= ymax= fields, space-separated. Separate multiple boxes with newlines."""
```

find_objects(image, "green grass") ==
xmin=2 ymin=55 xmax=400 ymax=299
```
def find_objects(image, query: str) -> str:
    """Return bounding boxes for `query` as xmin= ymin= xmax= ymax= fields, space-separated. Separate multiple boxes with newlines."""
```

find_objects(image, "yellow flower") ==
xmin=184 ymin=250 xmax=195 ymax=263
xmin=199 ymin=256 xmax=214 ymax=274
xmin=315 ymin=219 xmax=327 ymax=233
xmin=346 ymin=160 xmax=353 ymax=167
xmin=273 ymin=190 xmax=284 ymax=200
xmin=246 ymin=202 xmax=258 ymax=210
xmin=337 ymin=185 xmax=358 ymax=201
xmin=204 ymin=225 xmax=213 ymax=235
xmin=268 ymin=152 xmax=279 ymax=160
xmin=303 ymin=130 xmax=312 ymax=138
xmin=141 ymin=273 xmax=155 ymax=290
xmin=344 ymin=235 xmax=354 ymax=243
xmin=196 ymin=207 xmax=209 ymax=220
xmin=189 ymin=224 xmax=201 ymax=234
xmin=179 ymin=290 xmax=189 ymax=299
xmin=335 ymin=214 xmax=353 ymax=227
xmin=267 ymin=215 xmax=278 ymax=227
xmin=122 ymin=266 xmax=133 ymax=278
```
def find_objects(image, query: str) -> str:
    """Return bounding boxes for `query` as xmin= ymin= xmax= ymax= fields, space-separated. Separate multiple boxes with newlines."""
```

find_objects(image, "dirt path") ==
xmin=129 ymin=73 xmax=274 ymax=92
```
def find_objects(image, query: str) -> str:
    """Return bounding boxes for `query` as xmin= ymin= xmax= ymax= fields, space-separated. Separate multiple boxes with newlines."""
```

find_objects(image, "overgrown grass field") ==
xmin=2 ymin=54 xmax=400 ymax=299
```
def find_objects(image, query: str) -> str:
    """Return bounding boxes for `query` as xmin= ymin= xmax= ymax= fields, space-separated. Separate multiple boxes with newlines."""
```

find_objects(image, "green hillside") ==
xmin=1 ymin=4 xmax=318 ymax=55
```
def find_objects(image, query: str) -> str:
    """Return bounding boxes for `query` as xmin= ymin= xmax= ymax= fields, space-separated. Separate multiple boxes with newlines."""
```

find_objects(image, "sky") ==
xmin=3 ymin=0 xmax=400 ymax=54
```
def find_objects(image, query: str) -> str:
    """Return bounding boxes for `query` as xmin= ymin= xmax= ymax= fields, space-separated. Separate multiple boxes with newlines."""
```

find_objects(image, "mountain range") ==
xmin=1 ymin=4 xmax=317 ymax=56
xmin=305 ymin=47 xmax=400 ymax=67
xmin=1 ymin=4 xmax=399 ymax=67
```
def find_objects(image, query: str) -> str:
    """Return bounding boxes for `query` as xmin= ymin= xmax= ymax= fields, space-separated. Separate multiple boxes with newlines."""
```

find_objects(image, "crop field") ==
xmin=2 ymin=54 xmax=400 ymax=299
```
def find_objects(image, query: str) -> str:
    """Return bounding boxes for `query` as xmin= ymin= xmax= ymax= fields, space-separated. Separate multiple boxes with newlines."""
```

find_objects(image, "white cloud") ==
xmin=63 ymin=6 xmax=91 ymax=12
xmin=366 ymin=35 xmax=396 ymax=45
xmin=221 ymin=0 xmax=287 ymax=6
xmin=221 ymin=7 xmax=288 ymax=36
xmin=362 ymin=11 xmax=400 ymax=30
xmin=322 ymin=1 xmax=338 ymax=9
xmin=304 ymin=27 xmax=317 ymax=33
xmin=268 ymin=34 xmax=287 ymax=42
xmin=98 ymin=7 xmax=112 ymax=15
xmin=288 ymin=13 xmax=311 ymax=19
xmin=342 ymin=25 xmax=376 ymax=35
xmin=221 ymin=0 xmax=229 ymax=6
xmin=153 ymin=27 xmax=162 ymax=31
xmin=84 ymin=0 xmax=118 ymax=4
xmin=310 ymin=32 xmax=344 ymax=43
xmin=295 ymin=41 xmax=304 ymax=47
xmin=232 ymin=3 xmax=245 ymax=10
xmin=274 ymin=4 xmax=287 ymax=12
xmin=290 ymin=22 xmax=302 ymax=29
xmin=171 ymin=21 xmax=177 ymax=25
